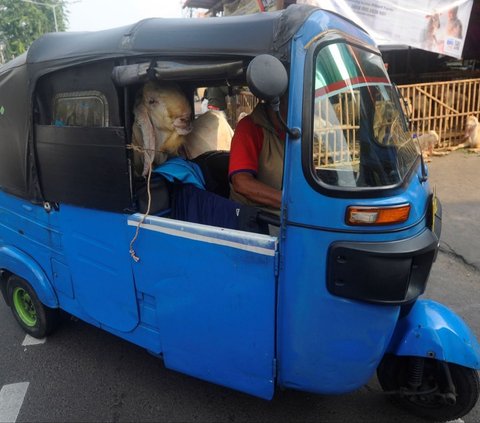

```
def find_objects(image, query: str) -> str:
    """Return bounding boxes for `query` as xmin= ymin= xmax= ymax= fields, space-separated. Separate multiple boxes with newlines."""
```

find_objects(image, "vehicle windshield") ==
xmin=312 ymin=42 xmax=419 ymax=188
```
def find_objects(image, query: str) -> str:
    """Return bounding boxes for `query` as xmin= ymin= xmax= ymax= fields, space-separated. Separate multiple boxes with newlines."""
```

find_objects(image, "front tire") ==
xmin=7 ymin=275 xmax=59 ymax=338
xmin=377 ymin=354 xmax=480 ymax=422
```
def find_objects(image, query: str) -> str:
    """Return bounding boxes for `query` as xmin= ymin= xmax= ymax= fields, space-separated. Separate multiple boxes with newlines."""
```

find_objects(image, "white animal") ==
xmin=183 ymin=110 xmax=233 ymax=159
xmin=132 ymin=82 xmax=192 ymax=176
xmin=448 ymin=116 xmax=480 ymax=152
xmin=416 ymin=130 xmax=449 ymax=161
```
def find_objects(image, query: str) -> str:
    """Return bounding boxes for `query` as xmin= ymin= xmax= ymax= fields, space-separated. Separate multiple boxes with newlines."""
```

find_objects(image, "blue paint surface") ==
xmin=388 ymin=300 xmax=480 ymax=369
xmin=275 ymin=9 xmax=450 ymax=394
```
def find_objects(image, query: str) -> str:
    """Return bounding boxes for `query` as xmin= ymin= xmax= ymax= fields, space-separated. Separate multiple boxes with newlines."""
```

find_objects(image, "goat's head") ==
xmin=465 ymin=115 xmax=479 ymax=139
xmin=141 ymin=81 xmax=193 ymax=135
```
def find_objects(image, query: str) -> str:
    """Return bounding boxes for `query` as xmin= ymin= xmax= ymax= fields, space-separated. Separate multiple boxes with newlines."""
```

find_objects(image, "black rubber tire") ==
xmin=377 ymin=354 xmax=480 ymax=422
xmin=7 ymin=275 xmax=59 ymax=338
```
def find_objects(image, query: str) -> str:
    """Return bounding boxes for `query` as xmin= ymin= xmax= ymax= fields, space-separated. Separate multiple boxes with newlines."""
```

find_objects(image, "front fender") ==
xmin=0 ymin=245 xmax=58 ymax=308
xmin=387 ymin=299 xmax=480 ymax=369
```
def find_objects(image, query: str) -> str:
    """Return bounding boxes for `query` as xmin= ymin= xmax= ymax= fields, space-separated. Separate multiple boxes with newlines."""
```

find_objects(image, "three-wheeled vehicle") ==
xmin=0 ymin=5 xmax=479 ymax=421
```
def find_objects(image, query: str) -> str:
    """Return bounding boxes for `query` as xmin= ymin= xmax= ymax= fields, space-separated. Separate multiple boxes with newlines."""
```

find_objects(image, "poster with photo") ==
xmin=224 ymin=0 xmax=279 ymax=15
xmin=297 ymin=0 xmax=473 ymax=59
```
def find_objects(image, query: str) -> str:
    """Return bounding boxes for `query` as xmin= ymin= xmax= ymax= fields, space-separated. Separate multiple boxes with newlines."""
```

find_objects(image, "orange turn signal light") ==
xmin=346 ymin=204 xmax=411 ymax=226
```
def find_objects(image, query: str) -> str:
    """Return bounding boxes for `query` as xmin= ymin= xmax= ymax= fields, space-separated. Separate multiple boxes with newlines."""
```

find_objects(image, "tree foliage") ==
xmin=0 ymin=0 xmax=68 ymax=62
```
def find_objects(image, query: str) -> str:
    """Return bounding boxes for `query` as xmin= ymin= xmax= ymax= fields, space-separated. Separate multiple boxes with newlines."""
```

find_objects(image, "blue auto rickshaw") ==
xmin=0 ymin=5 xmax=478 ymax=421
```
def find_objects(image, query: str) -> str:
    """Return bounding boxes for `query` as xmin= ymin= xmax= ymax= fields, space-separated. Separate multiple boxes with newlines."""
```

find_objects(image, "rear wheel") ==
xmin=7 ymin=275 xmax=59 ymax=338
xmin=377 ymin=354 xmax=480 ymax=422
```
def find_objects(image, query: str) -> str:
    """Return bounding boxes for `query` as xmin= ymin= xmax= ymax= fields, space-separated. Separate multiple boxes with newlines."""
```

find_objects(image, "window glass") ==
xmin=312 ymin=43 xmax=418 ymax=188
xmin=53 ymin=91 xmax=109 ymax=127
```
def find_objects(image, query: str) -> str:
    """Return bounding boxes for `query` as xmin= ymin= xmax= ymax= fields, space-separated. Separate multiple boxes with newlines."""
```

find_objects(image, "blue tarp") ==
xmin=153 ymin=158 xmax=206 ymax=190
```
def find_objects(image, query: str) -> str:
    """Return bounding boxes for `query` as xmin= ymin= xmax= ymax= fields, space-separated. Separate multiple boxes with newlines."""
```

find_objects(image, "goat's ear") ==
xmin=134 ymin=103 xmax=156 ymax=176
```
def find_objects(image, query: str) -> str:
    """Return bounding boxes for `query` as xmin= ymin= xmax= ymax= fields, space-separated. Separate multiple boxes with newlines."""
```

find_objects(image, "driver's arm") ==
xmin=231 ymin=172 xmax=281 ymax=209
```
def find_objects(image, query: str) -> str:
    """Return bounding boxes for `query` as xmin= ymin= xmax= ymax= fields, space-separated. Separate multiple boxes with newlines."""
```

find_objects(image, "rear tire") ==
xmin=377 ymin=354 xmax=480 ymax=421
xmin=7 ymin=275 xmax=59 ymax=338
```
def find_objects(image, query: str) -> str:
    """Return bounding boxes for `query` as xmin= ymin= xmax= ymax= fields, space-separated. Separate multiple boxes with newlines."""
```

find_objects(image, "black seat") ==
xmin=191 ymin=150 xmax=230 ymax=198
xmin=134 ymin=173 xmax=171 ymax=215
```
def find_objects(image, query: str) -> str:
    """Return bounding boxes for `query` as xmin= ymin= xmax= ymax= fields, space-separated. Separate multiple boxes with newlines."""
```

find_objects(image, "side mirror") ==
xmin=246 ymin=55 xmax=288 ymax=101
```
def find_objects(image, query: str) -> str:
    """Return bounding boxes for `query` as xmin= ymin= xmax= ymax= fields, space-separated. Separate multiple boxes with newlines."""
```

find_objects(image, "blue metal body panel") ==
xmin=126 ymin=214 xmax=277 ymax=399
xmin=0 ymin=244 xmax=58 ymax=307
xmin=275 ymin=10 xmax=440 ymax=394
xmin=276 ymin=225 xmax=402 ymax=393
xmin=56 ymin=205 xmax=139 ymax=332
xmin=387 ymin=300 xmax=480 ymax=369
xmin=0 ymin=188 xmax=277 ymax=398
xmin=0 ymin=192 xmax=59 ymax=307
xmin=0 ymin=189 xmax=277 ymax=399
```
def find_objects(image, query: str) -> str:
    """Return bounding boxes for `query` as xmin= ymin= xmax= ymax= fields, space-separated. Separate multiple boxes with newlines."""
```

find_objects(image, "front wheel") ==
xmin=377 ymin=354 xmax=479 ymax=422
xmin=7 ymin=275 xmax=59 ymax=338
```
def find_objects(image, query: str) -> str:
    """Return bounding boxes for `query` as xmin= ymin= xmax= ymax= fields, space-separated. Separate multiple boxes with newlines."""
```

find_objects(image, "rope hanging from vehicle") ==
xmin=127 ymin=144 xmax=155 ymax=263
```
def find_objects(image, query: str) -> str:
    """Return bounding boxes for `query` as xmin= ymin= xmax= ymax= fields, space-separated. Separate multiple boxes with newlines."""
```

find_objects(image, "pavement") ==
xmin=427 ymin=150 xmax=480 ymax=270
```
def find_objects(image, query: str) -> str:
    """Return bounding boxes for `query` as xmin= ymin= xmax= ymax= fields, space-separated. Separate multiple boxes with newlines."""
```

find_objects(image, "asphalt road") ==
xmin=0 ymin=151 xmax=479 ymax=423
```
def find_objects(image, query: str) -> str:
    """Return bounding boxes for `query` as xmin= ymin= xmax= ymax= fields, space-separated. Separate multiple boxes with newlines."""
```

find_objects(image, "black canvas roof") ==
xmin=0 ymin=5 xmax=366 ymax=201
xmin=26 ymin=5 xmax=316 ymax=66
xmin=0 ymin=5 xmax=318 ymax=202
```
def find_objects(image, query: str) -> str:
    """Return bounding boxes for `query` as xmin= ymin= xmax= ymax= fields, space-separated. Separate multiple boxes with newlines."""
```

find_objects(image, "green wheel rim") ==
xmin=12 ymin=287 xmax=37 ymax=327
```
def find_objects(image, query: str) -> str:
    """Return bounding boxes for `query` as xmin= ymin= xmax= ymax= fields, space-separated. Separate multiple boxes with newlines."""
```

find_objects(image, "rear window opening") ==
xmin=33 ymin=60 xmax=280 ymax=235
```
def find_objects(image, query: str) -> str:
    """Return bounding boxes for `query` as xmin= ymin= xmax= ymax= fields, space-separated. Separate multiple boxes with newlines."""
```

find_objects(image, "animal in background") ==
xmin=412 ymin=93 xmax=428 ymax=118
xmin=183 ymin=110 xmax=233 ymax=159
xmin=416 ymin=130 xmax=449 ymax=162
xmin=448 ymin=115 xmax=480 ymax=152
xmin=132 ymin=82 xmax=192 ymax=176
xmin=400 ymin=96 xmax=413 ymax=120
xmin=332 ymin=92 xmax=360 ymax=125
xmin=465 ymin=116 xmax=480 ymax=149
xmin=410 ymin=88 xmax=464 ymax=132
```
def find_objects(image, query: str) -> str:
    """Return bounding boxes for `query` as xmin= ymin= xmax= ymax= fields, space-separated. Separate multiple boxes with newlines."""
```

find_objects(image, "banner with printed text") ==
xmin=297 ymin=0 xmax=474 ymax=59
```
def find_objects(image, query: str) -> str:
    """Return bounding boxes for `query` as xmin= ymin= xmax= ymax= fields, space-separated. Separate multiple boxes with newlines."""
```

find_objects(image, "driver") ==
xmin=228 ymin=97 xmax=287 ymax=214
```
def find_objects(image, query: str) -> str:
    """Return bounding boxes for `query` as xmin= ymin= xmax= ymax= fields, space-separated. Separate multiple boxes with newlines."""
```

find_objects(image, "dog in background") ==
xmin=448 ymin=115 xmax=480 ymax=152
xmin=132 ymin=81 xmax=192 ymax=176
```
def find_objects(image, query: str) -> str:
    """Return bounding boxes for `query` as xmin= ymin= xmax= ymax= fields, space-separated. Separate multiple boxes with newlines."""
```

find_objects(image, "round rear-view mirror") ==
xmin=246 ymin=55 xmax=288 ymax=101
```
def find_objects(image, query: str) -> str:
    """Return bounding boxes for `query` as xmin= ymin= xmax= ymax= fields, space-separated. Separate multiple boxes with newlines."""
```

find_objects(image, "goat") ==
xmin=411 ymin=93 xmax=429 ymax=118
xmin=401 ymin=96 xmax=413 ymax=120
xmin=416 ymin=130 xmax=449 ymax=162
xmin=132 ymin=81 xmax=192 ymax=176
xmin=410 ymin=88 xmax=464 ymax=133
xmin=183 ymin=110 xmax=233 ymax=159
xmin=448 ymin=116 xmax=480 ymax=152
